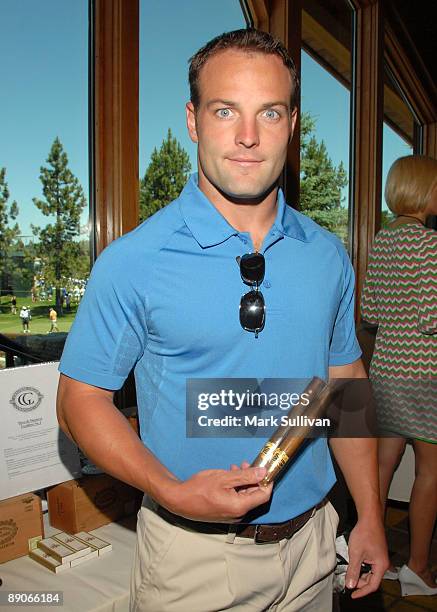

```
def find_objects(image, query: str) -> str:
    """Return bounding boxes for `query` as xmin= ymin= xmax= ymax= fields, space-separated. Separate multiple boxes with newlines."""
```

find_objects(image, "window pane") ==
xmin=139 ymin=0 xmax=246 ymax=223
xmin=301 ymin=0 xmax=353 ymax=251
xmin=0 ymin=1 xmax=90 ymax=368
xmin=381 ymin=65 xmax=415 ymax=228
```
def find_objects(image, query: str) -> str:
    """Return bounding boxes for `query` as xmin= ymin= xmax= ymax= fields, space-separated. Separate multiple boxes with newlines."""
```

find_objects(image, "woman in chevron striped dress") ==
xmin=361 ymin=155 xmax=437 ymax=596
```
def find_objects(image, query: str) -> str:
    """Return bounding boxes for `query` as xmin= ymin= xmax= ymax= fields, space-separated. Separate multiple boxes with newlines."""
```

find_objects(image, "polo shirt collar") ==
xmin=179 ymin=174 xmax=237 ymax=248
xmin=179 ymin=173 xmax=307 ymax=248
xmin=274 ymin=188 xmax=308 ymax=242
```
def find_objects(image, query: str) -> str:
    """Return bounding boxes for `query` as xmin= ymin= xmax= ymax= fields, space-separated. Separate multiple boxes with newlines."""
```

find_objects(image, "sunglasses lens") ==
xmin=239 ymin=290 xmax=265 ymax=332
xmin=240 ymin=253 xmax=265 ymax=285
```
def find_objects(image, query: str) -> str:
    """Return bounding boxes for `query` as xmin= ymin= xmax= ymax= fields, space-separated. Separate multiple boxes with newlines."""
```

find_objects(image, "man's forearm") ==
xmin=329 ymin=437 xmax=381 ymax=517
xmin=328 ymin=360 xmax=381 ymax=516
xmin=57 ymin=379 xmax=178 ymax=504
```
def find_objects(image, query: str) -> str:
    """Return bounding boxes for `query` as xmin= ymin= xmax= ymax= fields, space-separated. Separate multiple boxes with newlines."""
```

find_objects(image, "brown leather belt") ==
xmin=156 ymin=499 xmax=326 ymax=544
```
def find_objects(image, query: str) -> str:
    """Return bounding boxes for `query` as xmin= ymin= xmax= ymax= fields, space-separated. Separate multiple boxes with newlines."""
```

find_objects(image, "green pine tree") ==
xmin=300 ymin=112 xmax=349 ymax=245
xmin=32 ymin=137 xmax=87 ymax=313
xmin=140 ymin=128 xmax=191 ymax=221
xmin=0 ymin=167 xmax=20 ymax=293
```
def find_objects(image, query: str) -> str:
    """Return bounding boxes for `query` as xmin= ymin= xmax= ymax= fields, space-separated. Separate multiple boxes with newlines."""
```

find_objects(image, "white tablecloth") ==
xmin=0 ymin=513 xmax=137 ymax=611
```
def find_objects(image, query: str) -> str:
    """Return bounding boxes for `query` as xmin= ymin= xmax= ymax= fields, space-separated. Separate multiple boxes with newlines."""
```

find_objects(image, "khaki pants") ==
xmin=130 ymin=498 xmax=339 ymax=612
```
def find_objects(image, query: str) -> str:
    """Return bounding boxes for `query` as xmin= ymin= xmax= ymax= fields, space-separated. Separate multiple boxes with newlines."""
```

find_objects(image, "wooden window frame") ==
xmin=91 ymin=0 xmax=139 ymax=409
xmin=384 ymin=23 xmax=437 ymax=160
xmin=92 ymin=0 xmax=139 ymax=256
xmin=349 ymin=1 xmax=384 ymax=310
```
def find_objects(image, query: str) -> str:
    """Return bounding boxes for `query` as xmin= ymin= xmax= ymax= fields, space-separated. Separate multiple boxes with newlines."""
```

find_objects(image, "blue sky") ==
xmin=1 ymin=0 xmax=412 ymax=237
xmin=0 ymin=1 xmax=89 ymax=238
xmin=301 ymin=50 xmax=350 ymax=206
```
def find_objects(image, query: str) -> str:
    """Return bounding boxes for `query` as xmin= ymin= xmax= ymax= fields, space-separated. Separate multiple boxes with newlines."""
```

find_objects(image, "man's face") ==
xmin=186 ymin=49 xmax=297 ymax=201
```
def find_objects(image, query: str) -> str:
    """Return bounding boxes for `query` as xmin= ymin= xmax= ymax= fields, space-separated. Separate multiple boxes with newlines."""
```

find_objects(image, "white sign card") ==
xmin=0 ymin=361 xmax=81 ymax=500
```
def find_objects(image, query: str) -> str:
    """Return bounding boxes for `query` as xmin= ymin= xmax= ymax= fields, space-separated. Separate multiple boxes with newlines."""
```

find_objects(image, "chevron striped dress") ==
xmin=361 ymin=220 xmax=437 ymax=441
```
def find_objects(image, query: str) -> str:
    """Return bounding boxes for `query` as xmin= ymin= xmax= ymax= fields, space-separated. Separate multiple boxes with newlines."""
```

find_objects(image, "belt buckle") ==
xmin=254 ymin=524 xmax=281 ymax=544
xmin=253 ymin=524 xmax=263 ymax=544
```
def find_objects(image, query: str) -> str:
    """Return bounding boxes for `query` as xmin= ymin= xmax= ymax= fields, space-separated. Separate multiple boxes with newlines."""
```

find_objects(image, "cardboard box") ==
xmin=52 ymin=531 xmax=92 ymax=556
xmin=74 ymin=531 xmax=112 ymax=555
xmin=37 ymin=536 xmax=90 ymax=564
xmin=70 ymin=549 xmax=98 ymax=567
xmin=47 ymin=474 xmax=141 ymax=534
xmin=0 ymin=493 xmax=44 ymax=563
xmin=29 ymin=547 xmax=69 ymax=574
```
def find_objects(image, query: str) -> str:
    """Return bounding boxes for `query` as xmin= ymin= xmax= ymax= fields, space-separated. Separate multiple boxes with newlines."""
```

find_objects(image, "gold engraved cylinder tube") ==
xmin=251 ymin=377 xmax=333 ymax=485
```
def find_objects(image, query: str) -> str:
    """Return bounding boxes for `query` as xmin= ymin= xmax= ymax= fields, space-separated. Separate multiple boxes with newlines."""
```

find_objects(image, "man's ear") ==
xmin=288 ymin=107 xmax=298 ymax=144
xmin=186 ymin=101 xmax=198 ymax=143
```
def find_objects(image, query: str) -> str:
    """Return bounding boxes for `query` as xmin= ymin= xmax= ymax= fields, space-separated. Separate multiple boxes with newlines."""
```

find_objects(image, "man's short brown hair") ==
xmin=189 ymin=28 xmax=299 ymax=110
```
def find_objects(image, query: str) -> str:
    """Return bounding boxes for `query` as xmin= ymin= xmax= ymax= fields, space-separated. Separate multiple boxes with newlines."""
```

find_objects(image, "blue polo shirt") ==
xmin=59 ymin=174 xmax=361 ymax=522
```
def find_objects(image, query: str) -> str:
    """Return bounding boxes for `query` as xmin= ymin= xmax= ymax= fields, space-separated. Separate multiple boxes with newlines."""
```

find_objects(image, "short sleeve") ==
xmin=328 ymin=246 xmax=362 ymax=366
xmin=59 ymin=240 xmax=147 ymax=390
xmin=417 ymin=232 xmax=437 ymax=335
xmin=361 ymin=243 xmax=379 ymax=326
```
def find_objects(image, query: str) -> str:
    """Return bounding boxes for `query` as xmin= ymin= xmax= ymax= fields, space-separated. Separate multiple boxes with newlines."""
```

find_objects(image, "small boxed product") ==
xmin=74 ymin=531 xmax=112 ymax=556
xmin=37 ymin=536 xmax=89 ymax=564
xmin=70 ymin=549 xmax=98 ymax=566
xmin=47 ymin=473 xmax=142 ymax=533
xmin=52 ymin=531 xmax=92 ymax=555
xmin=29 ymin=548 xmax=70 ymax=574
xmin=52 ymin=531 xmax=98 ymax=566
xmin=0 ymin=493 xmax=44 ymax=563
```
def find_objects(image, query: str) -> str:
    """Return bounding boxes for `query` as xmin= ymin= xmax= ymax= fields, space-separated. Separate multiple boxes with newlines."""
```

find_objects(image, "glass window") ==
xmin=381 ymin=126 xmax=413 ymax=228
xmin=300 ymin=0 xmax=354 ymax=251
xmin=381 ymin=65 xmax=416 ymax=228
xmin=0 ymin=1 xmax=90 ymax=368
xmin=139 ymin=0 xmax=247 ymax=223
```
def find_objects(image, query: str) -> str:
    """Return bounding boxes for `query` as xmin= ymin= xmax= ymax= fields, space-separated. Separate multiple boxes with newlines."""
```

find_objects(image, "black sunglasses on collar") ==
xmin=237 ymin=252 xmax=266 ymax=338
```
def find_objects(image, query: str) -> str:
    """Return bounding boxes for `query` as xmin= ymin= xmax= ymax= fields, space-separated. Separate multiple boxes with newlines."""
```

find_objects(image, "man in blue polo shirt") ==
xmin=58 ymin=28 xmax=388 ymax=611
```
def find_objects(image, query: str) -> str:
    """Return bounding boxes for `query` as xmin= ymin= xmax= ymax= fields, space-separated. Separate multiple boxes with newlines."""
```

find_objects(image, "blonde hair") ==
xmin=385 ymin=155 xmax=437 ymax=214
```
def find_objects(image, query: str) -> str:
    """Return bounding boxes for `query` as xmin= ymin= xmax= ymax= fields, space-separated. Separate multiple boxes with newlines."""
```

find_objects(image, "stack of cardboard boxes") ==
xmin=46 ymin=472 xmax=141 ymax=533
xmin=1 ymin=473 xmax=141 ymax=570
xmin=29 ymin=529 xmax=112 ymax=573
xmin=0 ymin=413 xmax=141 ymax=569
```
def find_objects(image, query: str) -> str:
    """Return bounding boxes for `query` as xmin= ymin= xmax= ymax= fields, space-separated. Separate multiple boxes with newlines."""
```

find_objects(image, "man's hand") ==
xmin=346 ymin=514 xmax=389 ymax=598
xmin=161 ymin=464 xmax=272 ymax=523
xmin=329 ymin=359 xmax=389 ymax=598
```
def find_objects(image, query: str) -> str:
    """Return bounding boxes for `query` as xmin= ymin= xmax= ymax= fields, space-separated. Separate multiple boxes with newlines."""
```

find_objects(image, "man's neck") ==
xmin=197 ymin=174 xmax=278 ymax=252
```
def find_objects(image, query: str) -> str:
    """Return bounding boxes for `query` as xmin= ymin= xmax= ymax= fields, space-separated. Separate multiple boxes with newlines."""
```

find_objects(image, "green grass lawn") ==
xmin=0 ymin=295 xmax=78 ymax=335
